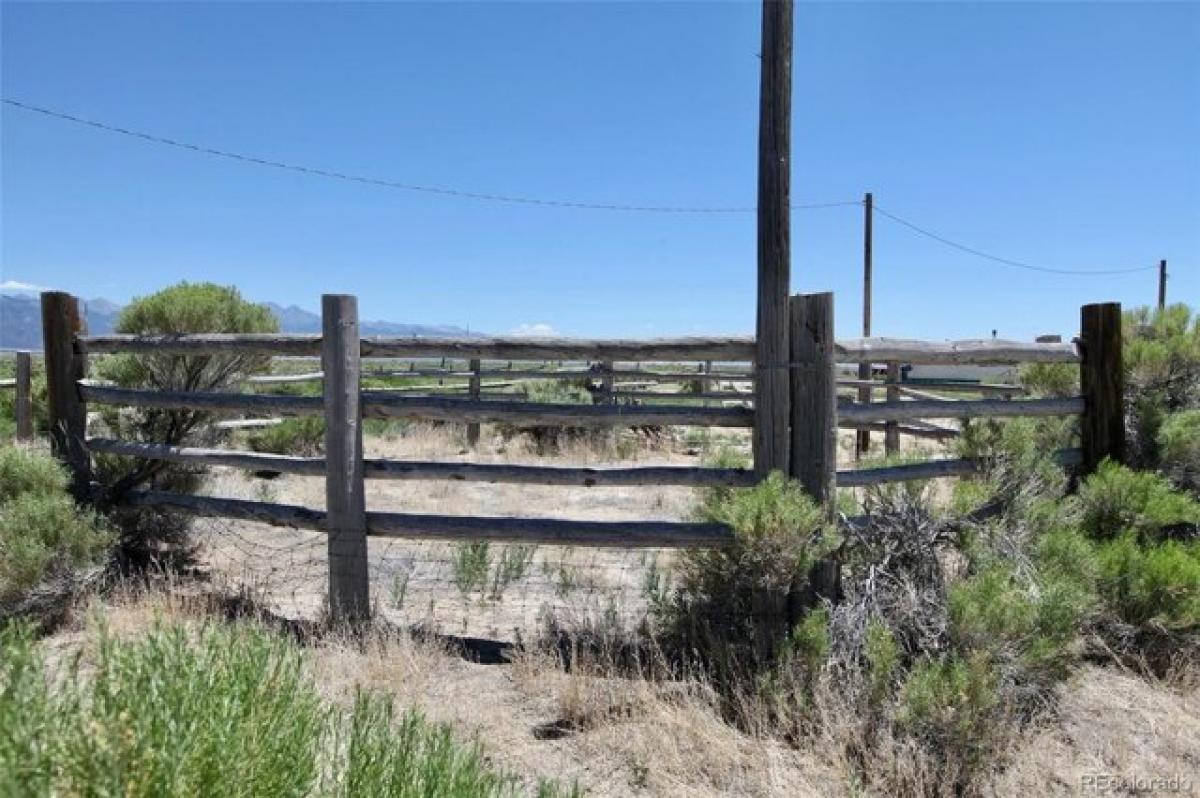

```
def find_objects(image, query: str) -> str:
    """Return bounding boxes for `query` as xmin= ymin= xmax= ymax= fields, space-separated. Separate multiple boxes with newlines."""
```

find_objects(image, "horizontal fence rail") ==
xmin=81 ymin=383 xmax=754 ymax=428
xmin=84 ymin=334 xmax=757 ymax=362
xmin=121 ymin=491 xmax=736 ymax=548
xmin=87 ymin=438 xmax=759 ymax=488
xmin=835 ymin=337 xmax=1080 ymax=365
xmin=839 ymin=396 xmax=1084 ymax=423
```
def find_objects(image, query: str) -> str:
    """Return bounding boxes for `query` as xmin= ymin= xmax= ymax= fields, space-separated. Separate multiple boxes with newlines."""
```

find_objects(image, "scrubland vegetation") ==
xmin=1 ymin=283 xmax=1198 ymax=795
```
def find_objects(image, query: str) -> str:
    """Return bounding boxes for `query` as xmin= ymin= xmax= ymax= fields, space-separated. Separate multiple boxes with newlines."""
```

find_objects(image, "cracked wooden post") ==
xmin=323 ymin=294 xmax=370 ymax=624
xmin=41 ymin=292 xmax=92 ymax=500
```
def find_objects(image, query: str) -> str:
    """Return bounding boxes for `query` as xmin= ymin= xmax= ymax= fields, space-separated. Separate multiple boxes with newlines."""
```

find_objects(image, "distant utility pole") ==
xmin=752 ymin=0 xmax=793 ymax=478
xmin=856 ymin=191 xmax=873 ymax=457
xmin=1158 ymin=259 xmax=1167 ymax=311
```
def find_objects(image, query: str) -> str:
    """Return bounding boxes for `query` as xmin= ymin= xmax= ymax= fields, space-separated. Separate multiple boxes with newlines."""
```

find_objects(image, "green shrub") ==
xmin=1077 ymin=460 xmax=1200 ymax=541
xmin=453 ymin=542 xmax=492 ymax=596
xmin=863 ymin=620 xmax=899 ymax=705
xmin=0 ymin=621 xmax=567 ymax=797
xmin=1019 ymin=362 xmax=1078 ymax=398
xmin=247 ymin=417 xmax=326 ymax=456
xmin=0 ymin=446 xmax=68 ymax=503
xmin=899 ymin=653 xmax=999 ymax=763
xmin=1123 ymin=305 xmax=1200 ymax=470
xmin=1157 ymin=409 xmax=1200 ymax=492
xmin=0 ymin=446 xmax=111 ymax=604
xmin=1096 ymin=534 xmax=1200 ymax=633
xmin=91 ymin=282 xmax=278 ymax=569
xmin=663 ymin=473 xmax=840 ymax=678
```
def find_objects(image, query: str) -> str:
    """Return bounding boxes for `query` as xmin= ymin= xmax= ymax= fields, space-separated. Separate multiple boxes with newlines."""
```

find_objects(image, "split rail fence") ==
xmin=39 ymin=290 xmax=1123 ymax=622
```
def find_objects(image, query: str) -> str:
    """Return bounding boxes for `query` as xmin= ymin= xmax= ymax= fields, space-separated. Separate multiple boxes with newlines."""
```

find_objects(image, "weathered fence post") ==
xmin=467 ymin=357 xmax=481 ymax=446
xmin=789 ymin=292 xmax=836 ymax=509
xmin=788 ymin=291 xmax=841 ymax=619
xmin=753 ymin=0 xmax=793 ymax=478
xmin=1080 ymin=302 xmax=1124 ymax=474
xmin=884 ymin=360 xmax=900 ymax=455
xmin=41 ymin=292 xmax=92 ymax=500
xmin=322 ymin=294 xmax=370 ymax=624
xmin=15 ymin=351 xmax=33 ymax=441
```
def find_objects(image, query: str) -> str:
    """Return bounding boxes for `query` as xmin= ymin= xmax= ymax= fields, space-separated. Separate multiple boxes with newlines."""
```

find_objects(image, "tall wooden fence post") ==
xmin=1080 ymin=302 xmax=1124 ymax=474
xmin=322 ymin=294 xmax=370 ymax=624
xmin=15 ymin=351 xmax=33 ymax=441
xmin=789 ymin=292 xmax=836 ymax=509
xmin=753 ymin=0 xmax=793 ymax=478
xmin=40 ymin=292 xmax=92 ymax=500
xmin=467 ymin=358 xmax=481 ymax=446
xmin=884 ymin=360 xmax=900 ymax=455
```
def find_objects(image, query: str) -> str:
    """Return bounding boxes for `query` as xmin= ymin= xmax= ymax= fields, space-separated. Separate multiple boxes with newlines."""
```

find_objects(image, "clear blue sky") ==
xmin=2 ymin=1 xmax=1197 ymax=340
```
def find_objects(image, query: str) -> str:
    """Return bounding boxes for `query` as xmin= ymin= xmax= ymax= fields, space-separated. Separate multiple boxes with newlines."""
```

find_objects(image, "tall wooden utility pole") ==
xmin=856 ymin=191 xmax=873 ymax=457
xmin=1158 ymin=259 xmax=1167 ymax=311
xmin=753 ymin=0 xmax=793 ymax=478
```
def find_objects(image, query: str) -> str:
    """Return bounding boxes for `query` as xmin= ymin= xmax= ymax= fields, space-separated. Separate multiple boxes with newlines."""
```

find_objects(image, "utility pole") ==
xmin=752 ymin=0 xmax=793 ymax=478
xmin=1158 ymin=259 xmax=1167 ymax=312
xmin=856 ymin=191 xmax=873 ymax=457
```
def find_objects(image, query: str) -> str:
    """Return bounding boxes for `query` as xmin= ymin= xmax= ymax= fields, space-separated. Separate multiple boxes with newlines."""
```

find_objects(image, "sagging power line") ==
xmin=2 ymin=98 xmax=1166 ymax=280
xmin=872 ymin=203 xmax=1158 ymax=276
xmin=2 ymin=98 xmax=857 ymax=214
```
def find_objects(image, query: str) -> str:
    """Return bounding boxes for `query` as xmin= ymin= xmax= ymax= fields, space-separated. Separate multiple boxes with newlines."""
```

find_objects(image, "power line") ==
xmin=873 ymin=203 xmax=1158 ymax=276
xmin=2 ymin=98 xmax=860 ymax=214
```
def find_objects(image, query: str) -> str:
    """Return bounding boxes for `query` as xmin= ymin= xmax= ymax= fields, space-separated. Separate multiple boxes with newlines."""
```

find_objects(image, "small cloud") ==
xmin=509 ymin=322 xmax=559 ymax=338
xmin=0 ymin=279 xmax=53 ymax=293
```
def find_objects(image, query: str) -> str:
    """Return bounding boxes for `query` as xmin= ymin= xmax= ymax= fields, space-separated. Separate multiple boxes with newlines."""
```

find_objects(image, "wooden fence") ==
xmin=39 ymin=290 xmax=1123 ymax=623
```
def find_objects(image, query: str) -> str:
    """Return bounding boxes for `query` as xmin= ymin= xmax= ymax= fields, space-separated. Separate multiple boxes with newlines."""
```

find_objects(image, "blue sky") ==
xmin=2 ymin=1 xmax=1197 ymax=340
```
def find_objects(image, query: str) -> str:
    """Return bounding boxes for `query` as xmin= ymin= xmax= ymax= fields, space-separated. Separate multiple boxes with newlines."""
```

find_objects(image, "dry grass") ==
xmin=35 ymin=421 xmax=1191 ymax=795
xmin=26 ymin=564 xmax=1198 ymax=797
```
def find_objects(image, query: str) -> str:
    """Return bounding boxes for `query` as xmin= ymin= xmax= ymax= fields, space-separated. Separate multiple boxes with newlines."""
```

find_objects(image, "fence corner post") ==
xmin=322 ymin=294 xmax=370 ymax=625
xmin=40 ymin=292 xmax=92 ymax=500
xmin=789 ymin=292 xmax=836 ymax=509
xmin=788 ymin=291 xmax=841 ymax=617
xmin=1079 ymin=302 xmax=1124 ymax=474
xmin=15 ymin=351 xmax=33 ymax=441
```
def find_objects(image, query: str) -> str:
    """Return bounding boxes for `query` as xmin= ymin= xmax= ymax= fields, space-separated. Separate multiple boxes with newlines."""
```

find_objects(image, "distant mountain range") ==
xmin=0 ymin=292 xmax=476 ymax=350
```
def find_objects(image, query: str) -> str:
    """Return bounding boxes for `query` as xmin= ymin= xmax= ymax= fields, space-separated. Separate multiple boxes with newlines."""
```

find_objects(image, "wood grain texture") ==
xmin=323 ymin=295 xmax=370 ymax=623
xmin=14 ymin=351 xmax=32 ymax=441
xmin=836 ymin=337 xmax=1079 ymax=365
xmin=361 ymin=394 xmax=754 ymax=428
xmin=41 ymin=293 xmax=92 ymax=499
xmin=839 ymin=396 xmax=1082 ymax=423
xmin=753 ymin=0 xmax=793 ymax=478
xmin=85 ymin=438 xmax=758 ymax=487
xmin=790 ymin=293 xmax=836 ymax=507
xmin=1080 ymin=302 xmax=1124 ymax=473
xmin=120 ymin=490 xmax=735 ymax=548
xmin=80 ymin=382 xmax=324 ymax=415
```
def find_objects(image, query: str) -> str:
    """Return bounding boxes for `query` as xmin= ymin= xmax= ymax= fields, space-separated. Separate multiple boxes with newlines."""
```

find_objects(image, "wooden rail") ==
xmin=85 ymin=333 xmax=756 ymax=362
xmin=121 ymin=490 xmax=735 ymax=548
